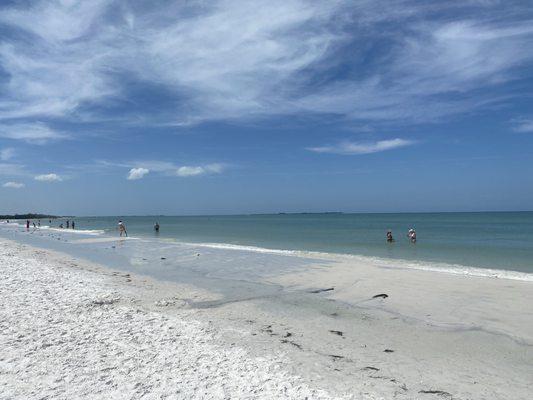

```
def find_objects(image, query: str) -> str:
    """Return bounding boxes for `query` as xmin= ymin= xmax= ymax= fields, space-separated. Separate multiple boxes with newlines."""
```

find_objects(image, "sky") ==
xmin=0 ymin=0 xmax=532 ymax=216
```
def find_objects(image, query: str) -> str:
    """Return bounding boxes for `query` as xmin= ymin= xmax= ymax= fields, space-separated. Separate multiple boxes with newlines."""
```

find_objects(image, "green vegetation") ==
xmin=0 ymin=214 xmax=59 ymax=220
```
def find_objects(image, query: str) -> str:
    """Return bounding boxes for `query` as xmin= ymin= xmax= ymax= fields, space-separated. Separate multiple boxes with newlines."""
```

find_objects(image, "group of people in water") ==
xmin=19 ymin=218 xmax=414 ymax=244
xmin=58 ymin=220 xmax=75 ymax=229
xmin=21 ymin=219 xmax=76 ymax=230
xmin=117 ymin=220 xmax=159 ymax=237
xmin=386 ymin=228 xmax=417 ymax=243
xmin=17 ymin=218 xmax=158 ymax=237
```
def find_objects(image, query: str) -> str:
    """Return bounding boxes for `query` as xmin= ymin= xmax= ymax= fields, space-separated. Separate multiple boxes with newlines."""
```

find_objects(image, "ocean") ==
xmin=4 ymin=212 xmax=532 ymax=274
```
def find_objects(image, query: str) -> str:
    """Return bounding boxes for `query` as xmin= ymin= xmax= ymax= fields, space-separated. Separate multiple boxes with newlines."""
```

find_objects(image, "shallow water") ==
xmin=6 ymin=212 xmax=532 ymax=273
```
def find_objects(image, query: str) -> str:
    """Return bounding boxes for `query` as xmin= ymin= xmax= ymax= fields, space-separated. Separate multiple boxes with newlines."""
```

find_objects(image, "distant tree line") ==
xmin=0 ymin=214 xmax=60 ymax=220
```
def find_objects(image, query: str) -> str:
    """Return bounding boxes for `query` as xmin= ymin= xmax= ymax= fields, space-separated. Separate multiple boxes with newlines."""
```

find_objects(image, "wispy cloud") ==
xmin=175 ymin=164 xmax=224 ymax=177
xmin=308 ymin=138 xmax=415 ymax=155
xmin=0 ymin=122 xmax=67 ymax=144
xmin=34 ymin=173 xmax=62 ymax=182
xmin=512 ymin=118 xmax=533 ymax=133
xmin=96 ymin=159 xmax=226 ymax=179
xmin=127 ymin=167 xmax=149 ymax=180
xmin=1 ymin=1 xmax=531 ymax=127
xmin=0 ymin=163 xmax=27 ymax=176
xmin=0 ymin=148 xmax=15 ymax=161
xmin=2 ymin=181 xmax=25 ymax=189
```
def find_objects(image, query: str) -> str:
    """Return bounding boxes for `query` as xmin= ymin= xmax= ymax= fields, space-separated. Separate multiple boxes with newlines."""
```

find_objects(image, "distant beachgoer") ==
xmin=118 ymin=220 xmax=127 ymax=237
xmin=59 ymin=223 xmax=64 ymax=229
xmin=37 ymin=220 xmax=41 ymax=227
xmin=386 ymin=230 xmax=394 ymax=242
xmin=154 ymin=222 xmax=160 ymax=232
xmin=408 ymin=228 xmax=417 ymax=243
xmin=32 ymin=222 xmax=36 ymax=228
xmin=26 ymin=220 xmax=30 ymax=230
xmin=49 ymin=219 xmax=51 ymax=224
xmin=66 ymin=220 xmax=70 ymax=229
xmin=72 ymin=221 xmax=75 ymax=229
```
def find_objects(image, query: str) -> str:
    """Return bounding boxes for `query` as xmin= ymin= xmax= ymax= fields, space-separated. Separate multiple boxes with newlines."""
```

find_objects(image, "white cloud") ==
xmin=127 ymin=167 xmax=150 ymax=180
xmin=0 ymin=1 xmax=531 ymax=127
xmin=175 ymin=164 xmax=225 ymax=177
xmin=175 ymin=166 xmax=204 ymax=177
xmin=308 ymin=138 xmax=415 ymax=155
xmin=34 ymin=173 xmax=62 ymax=182
xmin=0 ymin=148 xmax=15 ymax=161
xmin=2 ymin=181 xmax=25 ymax=189
xmin=0 ymin=122 xmax=67 ymax=144
xmin=512 ymin=118 xmax=533 ymax=133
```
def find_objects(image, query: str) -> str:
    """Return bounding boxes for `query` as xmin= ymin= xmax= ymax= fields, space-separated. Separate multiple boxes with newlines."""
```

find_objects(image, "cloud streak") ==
xmin=0 ymin=1 xmax=531 ymax=128
xmin=0 ymin=122 xmax=67 ymax=144
xmin=0 ymin=148 xmax=15 ymax=161
xmin=308 ymin=138 xmax=415 ymax=155
xmin=34 ymin=173 xmax=62 ymax=182
xmin=2 ymin=181 xmax=25 ymax=189
xmin=175 ymin=164 xmax=224 ymax=177
xmin=512 ymin=118 xmax=533 ymax=133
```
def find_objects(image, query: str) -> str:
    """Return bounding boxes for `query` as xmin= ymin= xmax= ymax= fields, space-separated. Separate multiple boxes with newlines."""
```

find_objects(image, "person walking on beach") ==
xmin=66 ymin=220 xmax=70 ymax=229
xmin=37 ymin=220 xmax=41 ymax=227
xmin=72 ymin=221 xmax=75 ymax=229
xmin=26 ymin=220 xmax=30 ymax=230
xmin=118 ymin=220 xmax=127 ymax=237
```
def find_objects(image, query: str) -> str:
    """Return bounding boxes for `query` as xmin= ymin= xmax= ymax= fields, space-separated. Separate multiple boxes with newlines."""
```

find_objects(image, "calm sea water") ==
xmin=39 ymin=212 xmax=533 ymax=273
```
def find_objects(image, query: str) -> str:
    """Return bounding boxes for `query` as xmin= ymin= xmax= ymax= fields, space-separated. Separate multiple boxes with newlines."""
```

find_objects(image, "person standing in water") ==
xmin=408 ymin=228 xmax=417 ymax=243
xmin=386 ymin=230 xmax=394 ymax=242
xmin=26 ymin=220 xmax=30 ymax=230
xmin=72 ymin=221 xmax=75 ymax=229
xmin=66 ymin=220 xmax=70 ymax=229
xmin=154 ymin=222 xmax=160 ymax=233
xmin=118 ymin=220 xmax=127 ymax=237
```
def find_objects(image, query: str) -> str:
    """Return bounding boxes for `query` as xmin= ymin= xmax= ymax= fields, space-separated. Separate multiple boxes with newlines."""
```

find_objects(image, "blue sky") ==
xmin=0 ymin=0 xmax=532 ymax=215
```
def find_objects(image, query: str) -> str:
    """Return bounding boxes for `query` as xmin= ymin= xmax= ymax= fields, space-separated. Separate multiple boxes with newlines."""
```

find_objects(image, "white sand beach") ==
xmin=1 ymin=237 xmax=532 ymax=399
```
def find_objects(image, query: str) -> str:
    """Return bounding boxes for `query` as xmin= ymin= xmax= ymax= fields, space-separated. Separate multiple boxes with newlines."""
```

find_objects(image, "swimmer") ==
xmin=408 ymin=228 xmax=417 ymax=243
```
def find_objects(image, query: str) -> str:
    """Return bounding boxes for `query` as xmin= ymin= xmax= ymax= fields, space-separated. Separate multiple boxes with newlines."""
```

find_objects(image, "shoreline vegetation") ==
xmin=1 ymin=213 xmax=60 ymax=220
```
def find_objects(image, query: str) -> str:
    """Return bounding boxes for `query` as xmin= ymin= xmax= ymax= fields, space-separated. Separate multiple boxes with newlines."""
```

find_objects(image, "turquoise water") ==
xmin=26 ymin=212 xmax=533 ymax=273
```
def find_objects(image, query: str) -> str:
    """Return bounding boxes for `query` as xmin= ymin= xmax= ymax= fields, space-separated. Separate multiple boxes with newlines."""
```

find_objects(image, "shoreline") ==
xmin=0 ymin=238 xmax=337 ymax=399
xmin=2 ymin=235 xmax=533 ymax=399
xmin=3 ymin=220 xmax=533 ymax=281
